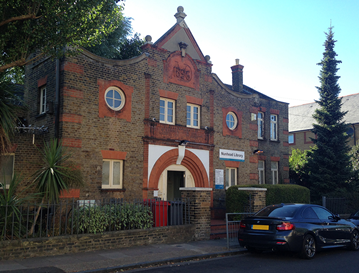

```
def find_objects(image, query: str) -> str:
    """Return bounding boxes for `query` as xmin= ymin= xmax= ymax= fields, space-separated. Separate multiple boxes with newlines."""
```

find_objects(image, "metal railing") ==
xmin=322 ymin=196 xmax=349 ymax=215
xmin=226 ymin=212 xmax=253 ymax=249
xmin=1 ymin=198 xmax=190 ymax=241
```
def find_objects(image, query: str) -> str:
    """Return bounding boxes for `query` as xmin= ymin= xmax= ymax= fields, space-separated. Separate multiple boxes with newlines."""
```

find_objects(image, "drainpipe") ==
xmin=54 ymin=58 xmax=60 ymax=139
xmin=353 ymin=124 xmax=356 ymax=146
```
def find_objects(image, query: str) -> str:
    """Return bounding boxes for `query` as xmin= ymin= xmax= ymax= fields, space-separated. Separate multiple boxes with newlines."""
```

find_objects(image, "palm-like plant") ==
xmin=0 ymin=173 xmax=37 ymax=239
xmin=29 ymin=139 xmax=83 ymax=235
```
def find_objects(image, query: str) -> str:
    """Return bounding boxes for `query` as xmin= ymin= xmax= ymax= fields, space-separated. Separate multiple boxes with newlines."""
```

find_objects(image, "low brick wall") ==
xmin=0 ymin=225 xmax=194 ymax=261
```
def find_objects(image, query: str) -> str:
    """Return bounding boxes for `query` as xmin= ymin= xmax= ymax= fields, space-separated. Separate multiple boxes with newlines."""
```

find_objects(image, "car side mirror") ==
xmin=328 ymin=215 xmax=341 ymax=221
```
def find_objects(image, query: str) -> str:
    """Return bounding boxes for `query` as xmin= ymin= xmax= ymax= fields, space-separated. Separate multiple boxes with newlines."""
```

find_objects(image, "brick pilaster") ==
xmin=181 ymin=188 xmax=212 ymax=240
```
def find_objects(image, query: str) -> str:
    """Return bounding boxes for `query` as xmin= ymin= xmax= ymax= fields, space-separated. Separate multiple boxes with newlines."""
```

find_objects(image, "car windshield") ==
xmin=255 ymin=205 xmax=299 ymax=218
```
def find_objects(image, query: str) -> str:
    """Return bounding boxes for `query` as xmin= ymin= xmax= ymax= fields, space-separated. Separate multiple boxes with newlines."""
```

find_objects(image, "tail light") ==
xmin=276 ymin=222 xmax=295 ymax=231
xmin=240 ymin=221 xmax=246 ymax=229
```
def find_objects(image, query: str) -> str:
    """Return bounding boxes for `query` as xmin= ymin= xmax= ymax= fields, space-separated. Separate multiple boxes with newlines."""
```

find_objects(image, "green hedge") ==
xmin=226 ymin=184 xmax=310 ymax=213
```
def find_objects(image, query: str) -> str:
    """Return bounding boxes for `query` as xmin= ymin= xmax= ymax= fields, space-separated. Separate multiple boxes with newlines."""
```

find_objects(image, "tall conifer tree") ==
xmin=308 ymin=27 xmax=352 ymax=202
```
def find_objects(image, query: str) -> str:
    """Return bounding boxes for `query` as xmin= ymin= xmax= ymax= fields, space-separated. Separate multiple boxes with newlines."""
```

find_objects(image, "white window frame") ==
xmin=0 ymin=154 xmax=15 ymax=189
xmin=226 ymin=167 xmax=237 ymax=188
xmin=226 ymin=112 xmax=238 ymax=130
xmin=102 ymin=159 xmax=123 ymax=189
xmin=271 ymin=161 xmax=278 ymax=185
xmin=186 ymin=103 xmax=200 ymax=128
xmin=39 ymin=86 xmax=46 ymax=114
xmin=258 ymin=112 xmax=264 ymax=139
xmin=270 ymin=114 xmax=278 ymax=141
xmin=160 ymin=98 xmax=175 ymax=125
xmin=104 ymin=87 xmax=126 ymax=111
xmin=288 ymin=133 xmax=294 ymax=144
xmin=258 ymin=160 xmax=265 ymax=184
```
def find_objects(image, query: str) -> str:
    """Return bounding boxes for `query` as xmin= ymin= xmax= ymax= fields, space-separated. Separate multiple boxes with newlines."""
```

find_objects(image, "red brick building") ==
xmin=6 ymin=7 xmax=289 ymax=209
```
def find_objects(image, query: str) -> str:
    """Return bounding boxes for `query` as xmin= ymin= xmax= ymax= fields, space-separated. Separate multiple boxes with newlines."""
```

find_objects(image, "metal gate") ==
xmin=226 ymin=212 xmax=253 ymax=249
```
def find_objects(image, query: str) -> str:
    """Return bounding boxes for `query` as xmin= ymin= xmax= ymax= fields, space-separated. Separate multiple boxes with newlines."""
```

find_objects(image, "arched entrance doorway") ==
xmin=147 ymin=148 xmax=209 ymax=200
xmin=157 ymin=165 xmax=195 ymax=200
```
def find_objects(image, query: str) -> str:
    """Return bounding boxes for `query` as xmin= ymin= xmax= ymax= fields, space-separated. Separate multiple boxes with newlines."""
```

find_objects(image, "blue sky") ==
xmin=123 ymin=0 xmax=359 ymax=106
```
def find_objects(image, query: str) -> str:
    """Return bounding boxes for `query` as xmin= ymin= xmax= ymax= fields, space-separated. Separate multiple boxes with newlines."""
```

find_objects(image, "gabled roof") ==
xmin=289 ymin=93 xmax=359 ymax=132
xmin=153 ymin=7 xmax=206 ymax=62
xmin=224 ymin=83 xmax=285 ymax=102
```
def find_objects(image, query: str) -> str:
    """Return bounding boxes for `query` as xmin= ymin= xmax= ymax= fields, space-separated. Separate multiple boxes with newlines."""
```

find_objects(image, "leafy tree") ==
xmin=307 ymin=27 xmax=352 ymax=202
xmin=85 ymin=20 xmax=145 ymax=60
xmin=0 ymin=72 xmax=22 ymax=153
xmin=0 ymin=0 xmax=124 ymax=73
xmin=114 ymin=33 xmax=145 ymax=60
xmin=349 ymin=144 xmax=359 ymax=188
xmin=289 ymin=149 xmax=310 ymax=186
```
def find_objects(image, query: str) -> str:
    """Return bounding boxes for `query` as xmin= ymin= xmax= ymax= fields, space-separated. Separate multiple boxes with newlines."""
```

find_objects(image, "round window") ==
xmin=104 ymin=87 xmax=125 ymax=111
xmin=226 ymin=112 xmax=237 ymax=130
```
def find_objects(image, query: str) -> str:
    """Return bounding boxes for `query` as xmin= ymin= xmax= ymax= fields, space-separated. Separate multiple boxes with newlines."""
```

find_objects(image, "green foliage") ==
xmin=74 ymin=206 xmax=110 ymax=234
xmin=2 ymin=67 xmax=24 ymax=84
xmin=84 ymin=17 xmax=145 ymax=60
xmin=33 ymin=139 xmax=84 ymax=203
xmin=225 ymin=186 xmax=250 ymax=214
xmin=73 ymin=203 xmax=153 ymax=234
xmin=257 ymin=184 xmax=310 ymax=205
xmin=307 ymin=26 xmax=352 ymax=203
xmin=113 ymin=203 xmax=153 ymax=230
xmin=349 ymin=144 xmax=359 ymax=187
xmin=0 ymin=0 xmax=124 ymax=72
xmin=0 ymin=72 xmax=22 ymax=153
xmin=113 ymin=33 xmax=145 ymax=60
xmin=289 ymin=149 xmax=310 ymax=186
xmin=0 ymin=173 xmax=37 ymax=239
xmin=226 ymin=185 xmax=310 ymax=214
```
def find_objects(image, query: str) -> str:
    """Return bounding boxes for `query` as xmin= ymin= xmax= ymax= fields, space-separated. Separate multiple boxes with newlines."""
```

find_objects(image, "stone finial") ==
xmin=174 ymin=6 xmax=187 ymax=23
xmin=145 ymin=35 xmax=153 ymax=44
xmin=205 ymin=55 xmax=211 ymax=63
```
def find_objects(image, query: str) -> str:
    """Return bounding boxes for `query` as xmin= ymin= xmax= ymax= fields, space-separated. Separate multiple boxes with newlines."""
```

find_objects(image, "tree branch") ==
xmin=0 ymin=14 xmax=41 ymax=28
xmin=0 ymin=53 xmax=44 ymax=73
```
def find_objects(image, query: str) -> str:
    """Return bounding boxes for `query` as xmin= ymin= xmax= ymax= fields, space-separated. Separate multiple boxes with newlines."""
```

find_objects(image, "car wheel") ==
xmin=301 ymin=234 xmax=316 ymax=259
xmin=349 ymin=230 xmax=359 ymax=251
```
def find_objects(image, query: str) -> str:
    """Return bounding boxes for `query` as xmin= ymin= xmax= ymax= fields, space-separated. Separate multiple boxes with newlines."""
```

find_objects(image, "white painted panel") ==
xmin=187 ymin=148 xmax=210 ymax=187
xmin=148 ymin=145 xmax=174 ymax=180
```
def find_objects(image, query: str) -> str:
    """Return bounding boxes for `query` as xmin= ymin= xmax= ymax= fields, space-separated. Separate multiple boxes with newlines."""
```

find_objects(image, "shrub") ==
xmin=226 ymin=187 xmax=251 ymax=214
xmin=72 ymin=203 xmax=153 ymax=234
xmin=226 ymin=184 xmax=310 ymax=214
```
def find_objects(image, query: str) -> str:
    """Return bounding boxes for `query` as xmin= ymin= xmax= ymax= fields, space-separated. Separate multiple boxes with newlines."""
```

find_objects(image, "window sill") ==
xmin=35 ymin=113 xmax=46 ymax=119
xmin=101 ymin=188 xmax=126 ymax=192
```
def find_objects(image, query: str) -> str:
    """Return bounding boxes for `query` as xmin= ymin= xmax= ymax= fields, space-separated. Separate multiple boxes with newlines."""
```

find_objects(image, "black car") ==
xmin=238 ymin=203 xmax=359 ymax=259
xmin=348 ymin=210 xmax=359 ymax=227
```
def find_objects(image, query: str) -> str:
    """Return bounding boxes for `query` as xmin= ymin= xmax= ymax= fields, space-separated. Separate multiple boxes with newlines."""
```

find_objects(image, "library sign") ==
xmin=219 ymin=149 xmax=245 ymax=162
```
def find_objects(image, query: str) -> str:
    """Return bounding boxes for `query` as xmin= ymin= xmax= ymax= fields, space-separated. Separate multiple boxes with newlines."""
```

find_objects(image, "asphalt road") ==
xmin=125 ymin=248 xmax=359 ymax=273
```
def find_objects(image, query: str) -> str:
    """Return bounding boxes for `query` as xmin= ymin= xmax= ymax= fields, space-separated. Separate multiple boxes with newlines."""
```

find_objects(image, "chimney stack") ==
xmin=231 ymin=59 xmax=244 ymax=92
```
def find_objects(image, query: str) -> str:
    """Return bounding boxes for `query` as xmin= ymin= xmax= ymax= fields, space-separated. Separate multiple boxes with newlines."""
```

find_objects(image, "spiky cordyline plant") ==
xmin=29 ymin=138 xmax=83 ymax=235
xmin=0 ymin=173 xmax=38 ymax=240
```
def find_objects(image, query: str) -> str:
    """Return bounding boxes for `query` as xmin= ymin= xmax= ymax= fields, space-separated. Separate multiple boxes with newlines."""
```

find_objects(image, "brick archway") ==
xmin=148 ymin=149 xmax=209 ymax=189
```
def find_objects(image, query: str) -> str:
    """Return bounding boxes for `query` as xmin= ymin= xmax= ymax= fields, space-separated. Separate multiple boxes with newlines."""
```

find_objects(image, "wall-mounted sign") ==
xmin=215 ymin=169 xmax=224 ymax=189
xmin=219 ymin=149 xmax=245 ymax=162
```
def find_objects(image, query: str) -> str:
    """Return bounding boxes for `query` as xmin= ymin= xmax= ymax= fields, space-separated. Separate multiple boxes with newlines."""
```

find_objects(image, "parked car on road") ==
xmin=238 ymin=203 xmax=359 ymax=259
xmin=348 ymin=210 xmax=359 ymax=227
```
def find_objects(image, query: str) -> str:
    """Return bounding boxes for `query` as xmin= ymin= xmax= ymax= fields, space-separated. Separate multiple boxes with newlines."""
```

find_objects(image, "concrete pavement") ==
xmin=0 ymin=239 xmax=245 ymax=273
